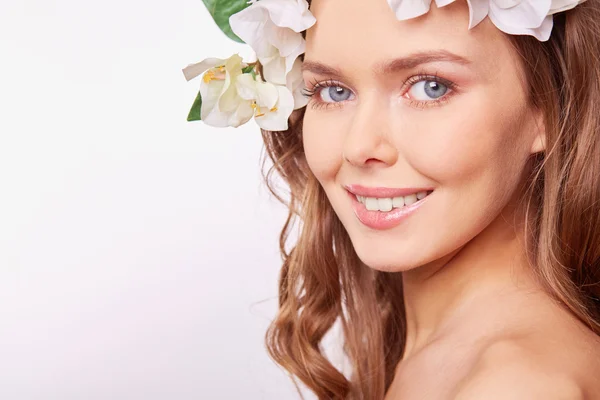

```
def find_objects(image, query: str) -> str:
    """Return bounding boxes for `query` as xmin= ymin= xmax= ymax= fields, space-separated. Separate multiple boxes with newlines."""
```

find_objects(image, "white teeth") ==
xmin=355 ymin=190 xmax=431 ymax=212
xmin=392 ymin=197 xmax=404 ymax=208
xmin=378 ymin=198 xmax=393 ymax=212
xmin=365 ymin=197 xmax=379 ymax=211
xmin=404 ymin=194 xmax=417 ymax=206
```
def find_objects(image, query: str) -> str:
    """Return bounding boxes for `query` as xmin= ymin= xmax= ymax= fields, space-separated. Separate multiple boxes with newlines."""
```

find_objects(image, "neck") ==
xmin=400 ymin=195 xmax=541 ymax=360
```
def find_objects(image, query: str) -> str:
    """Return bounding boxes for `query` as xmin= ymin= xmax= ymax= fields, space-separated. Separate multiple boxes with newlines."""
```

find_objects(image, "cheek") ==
xmin=302 ymin=111 xmax=347 ymax=181
xmin=303 ymin=94 xmax=531 ymax=197
xmin=398 ymin=97 xmax=527 ymax=187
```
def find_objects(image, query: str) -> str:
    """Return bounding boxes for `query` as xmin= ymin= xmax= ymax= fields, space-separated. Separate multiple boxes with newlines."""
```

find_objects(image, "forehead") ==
xmin=304 ymin=0 xmax=512 ymax=78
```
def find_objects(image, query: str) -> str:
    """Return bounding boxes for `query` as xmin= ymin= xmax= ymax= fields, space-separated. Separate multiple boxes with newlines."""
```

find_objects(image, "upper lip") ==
xmin=345 ymin=184 xmax=434 ymax=198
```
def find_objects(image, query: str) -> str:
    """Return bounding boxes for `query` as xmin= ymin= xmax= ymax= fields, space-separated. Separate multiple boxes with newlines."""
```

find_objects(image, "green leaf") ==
xmin=187 ymin=91 xmax=203 ymax=121
xmin=202 ymin=0 xmax=251 ymax=44
xmin=241 ymin=65 xmax=257 ymax=79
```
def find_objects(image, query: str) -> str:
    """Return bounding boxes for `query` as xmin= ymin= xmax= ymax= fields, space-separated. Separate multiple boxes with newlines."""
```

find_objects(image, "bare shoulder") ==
xmin=451 ymin=340 xmax=584 ymax=399
xmin=452 ymin=332 xmax=600 ymax=400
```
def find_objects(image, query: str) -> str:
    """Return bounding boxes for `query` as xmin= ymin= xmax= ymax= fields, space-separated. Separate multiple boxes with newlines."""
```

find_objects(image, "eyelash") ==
xmin=301 ymin=71 xmax=458 ymax=111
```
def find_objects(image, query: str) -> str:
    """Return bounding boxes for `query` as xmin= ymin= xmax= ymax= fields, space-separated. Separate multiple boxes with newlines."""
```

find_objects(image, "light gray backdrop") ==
xmin=0 ymin=0 xmax=347 ymax=399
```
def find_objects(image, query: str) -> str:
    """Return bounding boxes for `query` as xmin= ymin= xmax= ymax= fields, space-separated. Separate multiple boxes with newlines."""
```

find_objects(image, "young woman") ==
xmin=185 ymin=0 xmax=600 ymax=398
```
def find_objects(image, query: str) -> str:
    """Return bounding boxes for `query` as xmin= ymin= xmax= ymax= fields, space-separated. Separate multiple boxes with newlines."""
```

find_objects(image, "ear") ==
xmin=529 ymin=107 xmax=546 ymax=155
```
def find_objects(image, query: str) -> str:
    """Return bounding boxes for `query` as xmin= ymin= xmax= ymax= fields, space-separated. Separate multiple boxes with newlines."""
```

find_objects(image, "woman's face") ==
xmin=301 ymin=0 xmax=545 ymax=272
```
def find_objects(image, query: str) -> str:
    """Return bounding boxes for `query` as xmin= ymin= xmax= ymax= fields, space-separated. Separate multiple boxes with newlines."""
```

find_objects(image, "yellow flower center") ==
xmin=251 ymin=101 xmax=264 ymax=117
xmin=202 ymin=71 xmax=215 ymax=83
xmin=202 ymin=65 xmax=227 ymax=83
xmin=251 ymin=101 xmax=278 ymax=118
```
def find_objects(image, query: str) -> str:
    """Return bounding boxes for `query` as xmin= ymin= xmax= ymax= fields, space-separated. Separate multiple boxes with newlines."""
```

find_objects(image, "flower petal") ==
xmin=286 ymin=57 xmax=308 ymax=110
xmin=255 ymin=86 xmax=295 ymax=131
xmin=229 ymin=7 xmax=273 ymax=57
xmin=200 ymin=80 xmax=230 ymax=127
xmin=493 ymin=0 xmax=521 ymax=8
xmin=387 ymin=0 xmax=433 ymax=20
xmin=192 ymin=54 xmax=252 ymax=128
xmin=235 ymin=73 xmax=258 ymax=100
xmin=549 ymin=0 xmax=587 ymax=14
xmin=182 ymin=57 xmax=226 ymax=81
xmin=200 ymin=76 xmax=223 ymax=119
xmin=218 ymin=54 xmax=245 ymax=113
xmin=489 ymin=0 xmax=551 ymax=29
xmin=435 ymin=0 xmax=458 ymax=7
xmin=229 ymin=0 xmax=314 ymax=60
xmin=264 ymin=21 xmax=304 ymax=58
xmin=488 ymin=11 xmax=554 ymax=40
xmin=255 ymin=81 xmax=279 ymax=109
xmin=261 ymin=52 xmax=288 ymax=85
xmin=465 ymin=0 xmax=489 ymax=29
xmin=227 ymin=100 xmax=255 ymax=128
xmin=257 ymin=0 xmax=316 ymax=32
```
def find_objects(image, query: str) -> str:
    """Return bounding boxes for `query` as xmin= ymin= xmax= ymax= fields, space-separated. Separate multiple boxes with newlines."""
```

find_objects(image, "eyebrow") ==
xmin=301 ymin=50 xmax=471 ymax=77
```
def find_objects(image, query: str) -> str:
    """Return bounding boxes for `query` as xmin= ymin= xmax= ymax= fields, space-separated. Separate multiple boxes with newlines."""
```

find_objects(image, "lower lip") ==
xmin=348 ymin=191 xmax=431 ymax=230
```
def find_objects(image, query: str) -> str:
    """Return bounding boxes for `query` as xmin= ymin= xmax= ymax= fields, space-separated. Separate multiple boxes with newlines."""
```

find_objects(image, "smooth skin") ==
xmin=301 ymin=0 xmax=600 ymax=398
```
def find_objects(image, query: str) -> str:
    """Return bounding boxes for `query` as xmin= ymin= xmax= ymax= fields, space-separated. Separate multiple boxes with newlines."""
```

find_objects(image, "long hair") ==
xmin=260 ymin=2 xmax=600 ymax=398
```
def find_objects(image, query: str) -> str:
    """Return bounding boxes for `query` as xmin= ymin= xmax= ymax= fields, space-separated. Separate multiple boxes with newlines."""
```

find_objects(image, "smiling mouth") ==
xmin=353 ymin=190 xmax=433 ymax=212
xmin=346 ymin=188 xmax=433 ymax=230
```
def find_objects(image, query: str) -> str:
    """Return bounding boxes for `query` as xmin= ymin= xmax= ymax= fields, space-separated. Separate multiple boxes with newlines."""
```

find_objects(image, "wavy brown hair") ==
xmin=258 ymin=1 xmax=600 ymax=398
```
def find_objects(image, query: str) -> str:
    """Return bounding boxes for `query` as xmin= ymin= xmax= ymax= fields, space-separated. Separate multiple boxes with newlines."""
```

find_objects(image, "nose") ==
xmin=342 ymin=95 xmax=398 ymax=167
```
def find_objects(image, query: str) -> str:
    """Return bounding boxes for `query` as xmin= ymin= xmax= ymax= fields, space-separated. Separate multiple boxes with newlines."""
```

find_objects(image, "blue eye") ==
xmin=301 ymin=79 xmax=355 ymax=109
xmin=408 ymin=80 xmax=449 ymax=101
xmin=320 ymin=86 xmax=352 ymax=103
xmin=302 ymin=75 xmax=455 ymax=110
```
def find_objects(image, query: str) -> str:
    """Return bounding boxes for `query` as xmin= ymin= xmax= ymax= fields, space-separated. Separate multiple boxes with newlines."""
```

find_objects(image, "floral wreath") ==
xmin=183 ymin=0 xmax=586 ymax=132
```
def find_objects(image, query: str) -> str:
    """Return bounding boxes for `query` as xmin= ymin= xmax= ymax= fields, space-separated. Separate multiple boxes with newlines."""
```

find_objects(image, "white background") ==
xmin=0 ymin=0 xmax=343 ymax=398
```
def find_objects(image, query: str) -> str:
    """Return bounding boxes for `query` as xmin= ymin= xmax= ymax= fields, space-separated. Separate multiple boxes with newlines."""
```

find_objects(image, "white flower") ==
xmin=229 ymin=0 xmax=316 ymax=86
xmin=236 ymin=74 xmax=296 ymax=131
xmin=182 ymin=54 xmax=255 ymax=128
xmin=473 ymin=0 xmax=551 ymax=41
xmin=549 ymin=0 xmax=587 ymax=13
xmin=475 ymin=0 xmax=586 ymax=41
xmin=386 ymin=0 xmax=586 ymax=41
xmin=287 ymin=56 xmax=309 ymax=110
xmin=387 ymin=0 xmax=456 ymax=21
xmin=182 ymin=53 xmax=296 ymax=131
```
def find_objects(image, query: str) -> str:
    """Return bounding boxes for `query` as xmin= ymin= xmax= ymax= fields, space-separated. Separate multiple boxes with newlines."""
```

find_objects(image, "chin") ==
xmin=350 ymin=238 xmax=423 ymax=273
